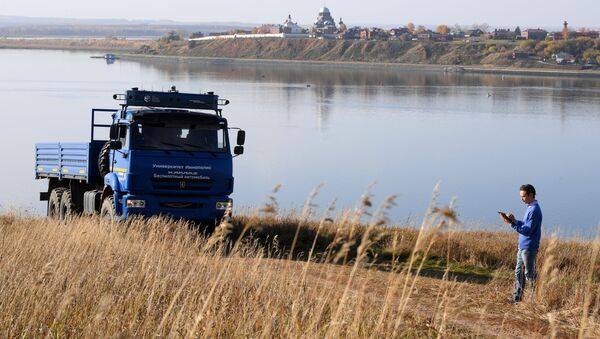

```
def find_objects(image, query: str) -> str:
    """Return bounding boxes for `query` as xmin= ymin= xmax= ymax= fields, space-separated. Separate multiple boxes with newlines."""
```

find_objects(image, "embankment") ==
xmin=3 ymin=37 xmax=600 ymax=78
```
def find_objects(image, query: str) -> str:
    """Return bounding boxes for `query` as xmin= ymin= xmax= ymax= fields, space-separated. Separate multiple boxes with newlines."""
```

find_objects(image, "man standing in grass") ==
xmin=500 ymin=184 xmax=543 ymax=303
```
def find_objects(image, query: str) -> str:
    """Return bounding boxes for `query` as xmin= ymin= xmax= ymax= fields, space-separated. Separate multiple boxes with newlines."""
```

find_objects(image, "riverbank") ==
xmin=122 ymin=52 xmax=600 ymax=79
xmin=3 ymin=37 xmax=600 ymax=78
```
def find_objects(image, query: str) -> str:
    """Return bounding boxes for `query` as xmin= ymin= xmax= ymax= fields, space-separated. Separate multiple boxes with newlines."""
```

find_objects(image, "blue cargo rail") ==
xmin=35 ymin=141 xmax=105 ymax=182
xmin=35 ymin=87 xmax=245 ymax=232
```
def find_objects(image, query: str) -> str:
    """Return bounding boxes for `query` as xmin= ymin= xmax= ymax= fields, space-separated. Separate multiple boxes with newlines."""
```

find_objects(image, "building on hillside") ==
xmin=450 ymin=30 xmax=466 ymax=39
xmin=522 ymin=28 xmax=548 ymax=40
xmin=465 ymin=29 xmax=485 ymax=37
xmin=191 ymin=15 xmax=309 ymax=41
xmin=359 ymin=28 xmax=389 ymax=40
xmin=282 ymin=14 xmax=304 ymax=34
xmin=389 ymin=27 xmax=412 ymax=40
xmin=491 ymin=29 xmax=517 ymax=40
xmin=338 ymin=18 xmax=347 ymax=33
xmin=572 ymin=31 xmax=600 ymax=39
xmin=552 ymin=26 xmax=599 ymax=40
xmin=562 ymin=21 xmax=570 ymax=40
xmin=554 ymin=52 xmax=576 ymax=64
xmin=340 ymin=26 xmax=361 ymax=39
xmin=512 ymin=49 xmax=534 ymax=59
xmin=416 ymin=30 xmax=453 ymax=41
xmin=312 ymin=7 xmax=338 ymax=35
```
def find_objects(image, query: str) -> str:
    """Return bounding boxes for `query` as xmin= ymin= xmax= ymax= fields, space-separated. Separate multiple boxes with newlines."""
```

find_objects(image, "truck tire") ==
xmin=100 ymin=195 xmax=116 ymax=222
xmin=47 ymin=188 xmax=66 ymax=219
xmin=98 ymin=141 xmax=111 ymax=177
xmin=59 ymin=189 xmax=77 ymax=220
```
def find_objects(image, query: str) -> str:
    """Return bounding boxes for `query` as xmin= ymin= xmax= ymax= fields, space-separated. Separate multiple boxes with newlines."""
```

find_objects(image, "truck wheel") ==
xmin=98 ymin=141 xmax=111 ymax=177
xmin=100 ymin=196 xmax=116 ymax=222
xmin=59 ymin=189 xmax=77 ymax=220
xmin=47 ymin=188 xmax=66 ymax=219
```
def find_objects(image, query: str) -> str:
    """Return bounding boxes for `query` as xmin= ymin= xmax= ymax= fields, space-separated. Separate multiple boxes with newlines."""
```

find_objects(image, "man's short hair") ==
xmin=520 ymin=184 xmax=536 ymax=198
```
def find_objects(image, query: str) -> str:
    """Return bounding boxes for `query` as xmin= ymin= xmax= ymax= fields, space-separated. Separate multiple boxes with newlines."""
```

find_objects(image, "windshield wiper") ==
xmin=158 ymin=141 xmax=194 ymax=156
xmin=182 ymin=142 xmax=218 ymax=157
xmin=136 ymin=144 xmax=172 ymax=154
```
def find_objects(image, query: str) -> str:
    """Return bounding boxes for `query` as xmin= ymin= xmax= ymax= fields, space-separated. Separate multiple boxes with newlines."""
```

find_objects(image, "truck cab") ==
xmin=35 ymin=87 xmax=245 ymax=229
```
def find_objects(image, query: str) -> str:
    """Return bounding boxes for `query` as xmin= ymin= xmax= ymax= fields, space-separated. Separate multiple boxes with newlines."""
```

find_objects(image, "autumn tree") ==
xmin=519 ymin=40 xmax=536 ymax=50
xmin=436 ymin=25 xmax=450 ymax=34
xmin=407 ymin=22 xmax=415 ymax=34
xmin=582 ymin=48 xmax=600 ymax=61
xmin=416 ymin=25 xmax=427 ymax=34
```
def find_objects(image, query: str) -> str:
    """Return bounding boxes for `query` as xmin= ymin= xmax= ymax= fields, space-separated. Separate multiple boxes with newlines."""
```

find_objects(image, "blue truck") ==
xmin=35 ymin=87 xmax=245 ymax=229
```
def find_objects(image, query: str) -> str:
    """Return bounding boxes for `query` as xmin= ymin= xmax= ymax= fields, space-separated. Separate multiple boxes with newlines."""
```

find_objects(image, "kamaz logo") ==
xmin=180 ymin=181 xmax=186 ymax=189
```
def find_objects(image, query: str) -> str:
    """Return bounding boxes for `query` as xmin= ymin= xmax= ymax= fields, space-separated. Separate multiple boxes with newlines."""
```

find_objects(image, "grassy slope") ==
xmin=1 ymin=211 xmax=599 ymax=337
xmin=0 ymin=37 xmax=584 ymax=70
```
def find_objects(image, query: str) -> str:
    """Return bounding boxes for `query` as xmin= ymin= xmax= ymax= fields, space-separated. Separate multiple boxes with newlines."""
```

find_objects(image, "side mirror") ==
xmin=234 ymin=146 xmax=244 ymax=155
xmin=237 ymin=130 xmax=246 ymax=145
xmin=109 ymin=124 xmax=118 ymax=139
xmin=109 ymin=140 xmax=122 ymax=150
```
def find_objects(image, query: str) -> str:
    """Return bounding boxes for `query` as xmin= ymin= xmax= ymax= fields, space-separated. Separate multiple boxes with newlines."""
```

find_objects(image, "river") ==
xmin=0 ymin=49 xmax=598 ymax=237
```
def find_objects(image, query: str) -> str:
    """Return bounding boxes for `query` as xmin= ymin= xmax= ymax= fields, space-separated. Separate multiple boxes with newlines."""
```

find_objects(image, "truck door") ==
xmin=113 ymin=124 xmax=130 ymax=186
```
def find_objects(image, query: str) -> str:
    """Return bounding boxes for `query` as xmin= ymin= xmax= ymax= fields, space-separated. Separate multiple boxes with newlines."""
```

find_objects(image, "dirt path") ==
xmin=270 ymin=259 xmax=582 ymax=337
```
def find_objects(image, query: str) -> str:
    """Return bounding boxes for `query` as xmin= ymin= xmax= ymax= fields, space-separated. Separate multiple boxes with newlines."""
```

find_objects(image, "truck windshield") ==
xmin=130 ymin=122 xmax=227 ymax=152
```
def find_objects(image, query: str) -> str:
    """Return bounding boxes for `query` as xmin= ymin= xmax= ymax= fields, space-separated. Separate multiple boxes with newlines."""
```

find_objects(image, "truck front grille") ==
xmin=151 ymin=177 xmax=213 ymax=191
xmin=160 ymin=202 xmax=203 ymax=209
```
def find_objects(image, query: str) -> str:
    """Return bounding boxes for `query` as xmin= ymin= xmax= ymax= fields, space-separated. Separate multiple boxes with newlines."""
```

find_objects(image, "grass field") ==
xmin=1 ymin=192 xmax=599 ymax=337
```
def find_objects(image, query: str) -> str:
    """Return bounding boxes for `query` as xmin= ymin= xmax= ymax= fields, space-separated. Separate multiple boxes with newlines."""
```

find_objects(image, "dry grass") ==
xmin=1 ymin=190 xmax=599 ymax=337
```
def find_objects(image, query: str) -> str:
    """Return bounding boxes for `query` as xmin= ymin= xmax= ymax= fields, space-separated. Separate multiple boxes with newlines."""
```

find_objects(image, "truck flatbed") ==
xmin=35 ymin=141 xmax=105 ymax=182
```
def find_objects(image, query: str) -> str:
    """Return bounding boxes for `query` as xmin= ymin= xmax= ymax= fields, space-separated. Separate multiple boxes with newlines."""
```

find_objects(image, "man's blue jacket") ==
xmin=511 ymin=201 xmax=542 ymax=250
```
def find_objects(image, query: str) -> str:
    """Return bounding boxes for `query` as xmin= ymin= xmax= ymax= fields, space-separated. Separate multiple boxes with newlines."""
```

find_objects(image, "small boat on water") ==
xmin=90 ymin=53 xmax=120 ymax=60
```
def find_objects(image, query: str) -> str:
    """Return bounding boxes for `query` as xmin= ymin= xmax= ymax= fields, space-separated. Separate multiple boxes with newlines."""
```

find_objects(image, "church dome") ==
xmin=319 ymin=7 xmax=330 ymax=14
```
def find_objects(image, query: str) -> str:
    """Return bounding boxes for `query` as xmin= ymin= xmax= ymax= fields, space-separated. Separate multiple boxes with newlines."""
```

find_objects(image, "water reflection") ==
xmin=133 ymin=58 xmax=600 ymax=90
xmin=131 ymin=58 xmax=600 ymax=127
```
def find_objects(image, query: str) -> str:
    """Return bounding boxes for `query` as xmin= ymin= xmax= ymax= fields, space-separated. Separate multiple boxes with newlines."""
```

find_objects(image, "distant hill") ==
xmin=0 ymin=15 xmax=255 ymax=38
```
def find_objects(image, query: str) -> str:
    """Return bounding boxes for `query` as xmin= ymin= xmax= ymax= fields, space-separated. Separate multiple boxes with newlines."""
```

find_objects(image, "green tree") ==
xmin=159 ymin=30 xmax=183 ymax=44
xmin=515 ymin=26 xmax=521 ymax=36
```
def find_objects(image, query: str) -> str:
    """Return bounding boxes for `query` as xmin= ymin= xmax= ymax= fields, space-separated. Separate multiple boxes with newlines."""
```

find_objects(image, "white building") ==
xmin=283 ymin=14 xmax=304 ymax=34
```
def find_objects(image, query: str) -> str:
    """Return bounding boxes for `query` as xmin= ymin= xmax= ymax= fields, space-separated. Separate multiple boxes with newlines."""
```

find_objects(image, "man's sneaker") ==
xmin=508 ymin=296 xmax=521 ymax=304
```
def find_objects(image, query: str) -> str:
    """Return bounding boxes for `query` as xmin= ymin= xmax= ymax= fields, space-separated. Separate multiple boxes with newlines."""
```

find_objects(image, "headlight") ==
xmin=127 ymin=199 xmax=146 ymax=208
xmin=216 ymin=201 xmax=230 ymax=210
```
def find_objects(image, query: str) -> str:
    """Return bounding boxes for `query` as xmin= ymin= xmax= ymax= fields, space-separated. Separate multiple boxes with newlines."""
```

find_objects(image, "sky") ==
xmin=3 ymin=0 xmax=600 ymax=29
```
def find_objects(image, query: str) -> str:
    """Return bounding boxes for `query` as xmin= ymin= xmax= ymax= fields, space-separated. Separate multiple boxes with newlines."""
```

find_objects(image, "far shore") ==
xmin=120 ymin=53 xmax=600 ymax=79
xmin=3 ymin=37 xmax=600 ymax=79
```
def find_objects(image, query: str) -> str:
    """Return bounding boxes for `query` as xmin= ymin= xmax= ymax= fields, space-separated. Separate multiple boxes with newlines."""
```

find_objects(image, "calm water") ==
xmin=0 ymin=49 xmax=599 ymax=237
